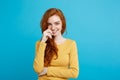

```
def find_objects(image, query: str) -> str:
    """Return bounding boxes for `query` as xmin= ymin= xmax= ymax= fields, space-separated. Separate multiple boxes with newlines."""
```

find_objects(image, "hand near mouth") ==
xmin=41 ymin=29 xmax=53 ymax=42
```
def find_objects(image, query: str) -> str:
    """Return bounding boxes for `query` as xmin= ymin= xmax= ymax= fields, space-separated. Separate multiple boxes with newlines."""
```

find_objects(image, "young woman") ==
xmin=33 ymin=8 xmax=79 ymax=80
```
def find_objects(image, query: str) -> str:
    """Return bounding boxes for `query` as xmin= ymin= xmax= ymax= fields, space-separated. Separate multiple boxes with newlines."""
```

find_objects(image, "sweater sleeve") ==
xmin=47 ymin=41 xmax=79 ymax=78
xmin=33 ymin=41 xmax=46 ymax=73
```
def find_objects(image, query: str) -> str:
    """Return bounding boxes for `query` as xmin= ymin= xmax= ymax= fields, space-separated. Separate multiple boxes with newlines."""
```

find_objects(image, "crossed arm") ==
xmin=33 ymin=41 xmax=79 ymax=78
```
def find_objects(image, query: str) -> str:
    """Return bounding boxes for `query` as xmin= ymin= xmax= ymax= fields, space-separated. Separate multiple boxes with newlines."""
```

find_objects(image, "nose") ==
xmin=51 ymin=25 xmax=55 ymax=30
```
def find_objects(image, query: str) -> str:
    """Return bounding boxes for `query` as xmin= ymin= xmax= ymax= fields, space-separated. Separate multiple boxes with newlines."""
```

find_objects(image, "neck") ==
xmin=54 ymin=34 xmax=64 ymax=42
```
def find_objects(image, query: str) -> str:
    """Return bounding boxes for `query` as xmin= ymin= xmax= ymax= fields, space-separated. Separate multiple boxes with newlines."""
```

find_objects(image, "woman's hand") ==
xmin=41 ymin=29 xmax=53 ymax=42
xmin=38 ymin=67 xmax=48 ymax=76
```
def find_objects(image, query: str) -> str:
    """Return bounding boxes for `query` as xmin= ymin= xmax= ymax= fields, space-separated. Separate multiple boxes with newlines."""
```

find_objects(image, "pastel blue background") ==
xmin=0 ymin=0 xmax=120 ymax=80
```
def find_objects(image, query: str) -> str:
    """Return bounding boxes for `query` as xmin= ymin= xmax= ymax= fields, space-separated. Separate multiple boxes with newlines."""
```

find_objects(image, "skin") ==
xmin=41 ymin=15 xmax=66 ymax=45
xmin=39 ymin=15 xmax=66 ymax=76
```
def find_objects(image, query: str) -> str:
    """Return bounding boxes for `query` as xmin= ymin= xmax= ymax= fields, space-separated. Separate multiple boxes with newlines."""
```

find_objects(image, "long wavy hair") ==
xmin=40 ymin=8 xmax=66 ymax=66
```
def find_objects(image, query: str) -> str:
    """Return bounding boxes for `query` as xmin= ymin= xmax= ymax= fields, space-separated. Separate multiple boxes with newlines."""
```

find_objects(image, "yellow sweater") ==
xmin=33 ymin=39 xmax=79 ymax=80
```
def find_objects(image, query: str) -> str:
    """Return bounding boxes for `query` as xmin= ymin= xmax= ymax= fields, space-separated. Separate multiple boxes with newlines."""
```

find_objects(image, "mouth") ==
xmin=52 ymin=29 xmax=59 ymax=34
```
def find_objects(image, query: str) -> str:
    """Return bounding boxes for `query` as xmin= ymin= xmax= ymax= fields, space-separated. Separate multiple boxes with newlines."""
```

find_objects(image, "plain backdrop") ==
xmin=0 ymin=0 xmax=120 ymax=80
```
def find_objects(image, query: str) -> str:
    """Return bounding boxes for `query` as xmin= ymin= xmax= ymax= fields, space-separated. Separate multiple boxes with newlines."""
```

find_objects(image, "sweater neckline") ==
xmin=56 ymin=39 xmax=68 ymax=46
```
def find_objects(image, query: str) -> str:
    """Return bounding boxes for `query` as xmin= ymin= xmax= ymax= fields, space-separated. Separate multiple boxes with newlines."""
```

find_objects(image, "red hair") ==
xmin=40 ymin=8 xmax=66 ymax=66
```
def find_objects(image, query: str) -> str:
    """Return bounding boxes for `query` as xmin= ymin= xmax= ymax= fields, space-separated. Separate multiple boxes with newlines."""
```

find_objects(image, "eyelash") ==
xmin=48 ymin=23 xmax=60 ymax=26
xmin=55 ymin=23 xmax=59 ymax=25
xmin=47 ymin=23 xmax=52 ymax=26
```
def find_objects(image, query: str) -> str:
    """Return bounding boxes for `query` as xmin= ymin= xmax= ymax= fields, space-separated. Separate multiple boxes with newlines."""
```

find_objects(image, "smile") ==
xmin=52 ymin=29 xmax=59 ymax=34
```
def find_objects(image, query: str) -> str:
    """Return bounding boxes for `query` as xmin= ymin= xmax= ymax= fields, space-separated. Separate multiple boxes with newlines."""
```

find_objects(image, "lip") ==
xmin=52 ymin=30 xmax=58 ymax=34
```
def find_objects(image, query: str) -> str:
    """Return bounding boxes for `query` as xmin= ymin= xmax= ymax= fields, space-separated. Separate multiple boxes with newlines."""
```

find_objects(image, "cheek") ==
xmin=48 ymin=26 xmax=52 ymax=29
xmin=57 ymin=24 xmax=62 ymax=30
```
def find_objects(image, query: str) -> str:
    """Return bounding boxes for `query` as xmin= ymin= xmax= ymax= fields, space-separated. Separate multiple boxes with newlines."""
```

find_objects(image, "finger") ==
xmin=47 ymin=33 xmax=52 ymax=39
xmin=38 ymin=72 xmax=44 ymax=76
xmin=46 ymin=29 xmax=52 ymax=34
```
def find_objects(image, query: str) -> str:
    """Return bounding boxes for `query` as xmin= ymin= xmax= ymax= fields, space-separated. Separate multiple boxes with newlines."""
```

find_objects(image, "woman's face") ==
xmin=47 ymin=15 xmax=62 ymax=37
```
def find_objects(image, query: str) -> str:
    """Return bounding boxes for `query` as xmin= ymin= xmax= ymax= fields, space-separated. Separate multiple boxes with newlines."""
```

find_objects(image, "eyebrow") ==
xmin=54 ymin=21 xmax=60 ymax=23
xmin=48 ymin=21 xmax=61 ymax=24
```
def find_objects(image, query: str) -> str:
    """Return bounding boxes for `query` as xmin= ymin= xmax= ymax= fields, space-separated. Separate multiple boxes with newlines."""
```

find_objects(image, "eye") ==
xmin=55 ymin=22 xmax=60 ymax=25
xmin=47 ymin=23 xmax=52 ymax=26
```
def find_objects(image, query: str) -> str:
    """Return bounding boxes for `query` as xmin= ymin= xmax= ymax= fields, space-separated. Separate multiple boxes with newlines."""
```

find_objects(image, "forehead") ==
xmin=47 ymin=15 xmax=61 ymax=23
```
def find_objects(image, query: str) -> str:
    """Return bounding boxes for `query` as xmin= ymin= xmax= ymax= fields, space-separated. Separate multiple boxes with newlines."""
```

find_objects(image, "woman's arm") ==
xmin=47 ymin=41 xmax=79 ymax=78
xmin=33 ymin=41 xmax=46 ymax=73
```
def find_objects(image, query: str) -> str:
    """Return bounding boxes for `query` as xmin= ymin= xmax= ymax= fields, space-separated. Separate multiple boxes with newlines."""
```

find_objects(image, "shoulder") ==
xmin=66 ymin=38 xmax=76 ymax=44
xmin=66 ymin=38 xmax=77 ymax=46
xmin=65 ymin=39 xmax=78 ymax=51
xmin=35 ymin=40 xmax=40 ymax=48
xmin=35 ymin=40 xmax=46 ymax=46
xmin=36 ymin=40 xmax=40 ymax=45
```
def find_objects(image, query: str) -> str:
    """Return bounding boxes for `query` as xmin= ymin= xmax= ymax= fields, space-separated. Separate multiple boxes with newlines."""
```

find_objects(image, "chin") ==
xmin=52 ymin=32 xmax=60 ymax=37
